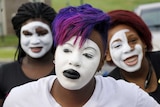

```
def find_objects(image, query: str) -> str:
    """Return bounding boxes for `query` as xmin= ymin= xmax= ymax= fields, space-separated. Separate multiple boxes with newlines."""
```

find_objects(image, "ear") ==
xmin=142 ymin=43 xmax=147 ymax=52
xmin=106 ymin=50 xmax=112 ymax=62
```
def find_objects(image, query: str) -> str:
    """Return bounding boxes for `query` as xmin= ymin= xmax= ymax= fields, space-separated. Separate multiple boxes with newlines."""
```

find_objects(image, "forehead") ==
xmin=65 ymin=30 xmax=104 ymax=53
xmin=22 ymin=18 xmax=49 ymax=26
xmin=110 ymin=29 xmax=129 ymax=44
xmin=21 ymin=21 xmax=50 ymax=31
xmin=108 ymin=24 xmax=137 ymax=42
xmin=65 ymin=36 xmax=99 ymax=50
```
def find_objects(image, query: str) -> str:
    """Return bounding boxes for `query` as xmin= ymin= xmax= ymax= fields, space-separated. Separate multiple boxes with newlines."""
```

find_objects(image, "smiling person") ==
xmin=3 ymin=4 xmax=160 ymax=107
xmin=106 ymin=10 xmax=160 ymax=103
xmin=0 ymin=2 xmax=56 ymax=106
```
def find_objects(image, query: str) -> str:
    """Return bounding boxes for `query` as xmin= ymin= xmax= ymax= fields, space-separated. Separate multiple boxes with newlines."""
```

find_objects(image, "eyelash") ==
xmin=112 ymin=43 xmax=122 ymax=49
xmin=63 ymin=48 xmax=93 ymax=59
xmin=63 ymin=49 xmax=71 ymax=53
xmin=37 ymin=31 xmax=48 ymax=36
xmin=83 ymin=53 xmax=93 ymax=59
xmin=114 ymin=44 xmax=122 ymax=48
xmin=23 ymin=32 xmax=32 ymax=36
xmin=129 ymin=38 xmax=137 ymax=44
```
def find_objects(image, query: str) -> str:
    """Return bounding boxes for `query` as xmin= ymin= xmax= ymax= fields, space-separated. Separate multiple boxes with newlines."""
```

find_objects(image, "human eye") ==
xmin=112 ymin=42 xmax=122 ymax=49
xmin=129 ymin=37 xmax=138 ymax=44
xmin=38 ymin=29 xmax=48 ymax=36
xmin=83 ymin=53 xmax=93 ymax=59
xmin=22 ymin=31 xmax=32 ymax=36
xmin=62 ymin=43 xmax=73 ymax=53
xmin=36 ymin=27 xmax=49 ymax=36
xmin=83 ymin=48 xmax=95 ymax=59
xmin=63 ymin=48 xmax=72 ymax=53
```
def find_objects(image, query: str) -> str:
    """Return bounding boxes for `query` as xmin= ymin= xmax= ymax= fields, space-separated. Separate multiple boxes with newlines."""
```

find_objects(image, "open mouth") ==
xmin=124 ymin=55 xmax=138 ymax=66
xmin=30 ymin=47 xmax=42 ymax=53
xmin=63 ymin=69 xmax=80 ymax=79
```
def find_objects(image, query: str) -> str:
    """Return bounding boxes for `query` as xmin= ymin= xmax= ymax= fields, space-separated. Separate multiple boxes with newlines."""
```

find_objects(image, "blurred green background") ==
xmin=0 ymin=0 xmax=159 ymax=62
xmin=51 ymin=0 xmax=159 ymax=12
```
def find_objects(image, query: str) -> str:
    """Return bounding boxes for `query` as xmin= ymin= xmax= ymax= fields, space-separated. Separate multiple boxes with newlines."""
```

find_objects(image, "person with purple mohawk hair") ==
xmin=52 ymin=4 xmax=108 ymax=50
xmin=3 ymin=4 xmax=160 ymax=107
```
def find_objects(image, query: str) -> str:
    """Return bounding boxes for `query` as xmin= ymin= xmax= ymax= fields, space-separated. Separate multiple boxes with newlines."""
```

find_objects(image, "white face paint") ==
xmin=20 ymin=21 xmax=53 ymax=58
xmin=55 ymin=36 xmax=101 ymax=90
xmin=109 ymin=29 xmax=143 ymax=72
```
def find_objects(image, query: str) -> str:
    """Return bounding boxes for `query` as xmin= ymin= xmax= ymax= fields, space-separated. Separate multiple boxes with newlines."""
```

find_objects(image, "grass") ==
xmin=0 ymin=47 xmax=16 ymax=62
xmin=0 ymin=35 xmax=17 ymax=62
xmin=0 ymin=35 xmax=18 ymax=47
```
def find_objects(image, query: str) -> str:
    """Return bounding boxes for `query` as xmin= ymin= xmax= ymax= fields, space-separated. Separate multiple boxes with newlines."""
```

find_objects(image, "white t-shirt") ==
xmin=3 ymin=75 xmax=160 ymax=107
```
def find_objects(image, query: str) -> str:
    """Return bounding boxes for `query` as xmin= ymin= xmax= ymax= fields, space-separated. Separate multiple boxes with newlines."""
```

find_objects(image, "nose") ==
xmin=123 ymin=43 xmax=133 ymax=54
xmin=30 ymin=35 xmax=41 ymax=45
xmin=69 ymin=53 xmax=81 ymax=67
xmin=69 ymin=62 xmax=80 ymax=67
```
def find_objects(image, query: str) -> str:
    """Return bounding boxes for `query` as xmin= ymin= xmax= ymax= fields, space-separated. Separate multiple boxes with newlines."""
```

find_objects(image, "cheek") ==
xmin=41 ymin=33 xmax=53 ymax=45
xmin=55 ymin=48 xmax=68 ymax=67
xmin=85 ymin=54 xmax=101 ymax=74
xmin=135 ymin=44 xmax=143 ymax=55
xmin=20 ymin=35 xmax=30 ymax=46
xmin=110 ymin=47 xmax=122 ymax=61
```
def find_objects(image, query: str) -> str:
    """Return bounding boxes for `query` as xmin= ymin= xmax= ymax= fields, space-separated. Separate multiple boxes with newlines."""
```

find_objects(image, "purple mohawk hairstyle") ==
xmin=52 ymin=4 xmax=110 ymax=52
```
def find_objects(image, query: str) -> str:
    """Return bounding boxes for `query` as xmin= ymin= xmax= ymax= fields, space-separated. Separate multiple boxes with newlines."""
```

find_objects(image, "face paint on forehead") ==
xmin=21 ymin=21 xmax=51 ymax=33
xmin=110 ymin=29 xmax=129 ymax=46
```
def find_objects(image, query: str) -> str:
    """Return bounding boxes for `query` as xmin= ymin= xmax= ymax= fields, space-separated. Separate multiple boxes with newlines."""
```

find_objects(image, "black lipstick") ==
xmin=63 ymin=69 xmax=80 ymax=79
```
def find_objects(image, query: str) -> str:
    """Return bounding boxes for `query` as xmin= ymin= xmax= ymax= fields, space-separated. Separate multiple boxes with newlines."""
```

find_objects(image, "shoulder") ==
xmin=0 ymin=61 xmax=20 ymax=81
xmin=3 ymin=76 xmax=56 ymax=106
xmin=0 ymin=61 xmax=19 ymax=72
xmin=11 ymin=75 xmax=55 ymax=93
xmin=97 ymin=76 xmax=139 ymax=90
xmin=95 ymin=76 xmax=160 ymax=107
xmin=107 ymin=67 xmax=122 ymax=79
xmin=96 ymin=75 xmax=140 ymax=96
xmin=147 ymin=51 xmax=160 ymax=61
xmin=147 ymin=51 xmax=160 ymax=77
xmin=0 ymin=61 xmax=20 ymax=79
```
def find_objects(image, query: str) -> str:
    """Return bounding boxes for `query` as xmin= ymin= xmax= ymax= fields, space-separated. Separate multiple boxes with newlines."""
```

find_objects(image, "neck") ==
xmin=120 ymin=57 xmax=153 ymax=90
xmin=21 ymin=52 xmax=54 ymax=79
xmin=51 ymin=78 xmax=96 ymax=107
xmin=24 ymin=52 xmax=54 ymax=65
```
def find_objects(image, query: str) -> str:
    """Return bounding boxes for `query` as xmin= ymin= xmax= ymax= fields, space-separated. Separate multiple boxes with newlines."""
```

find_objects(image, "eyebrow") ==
xmin=65 ymin=42 xmax=97 ymax=51
xmin=64 ymin=43 xmax=74 ymax=47
xmin=84 ymin=47 xmax=97 ymax=52
xmin=127 ymin=33 xmax=137 ymax=37
xmin=112 ymin=39 xmax=122 ymax=43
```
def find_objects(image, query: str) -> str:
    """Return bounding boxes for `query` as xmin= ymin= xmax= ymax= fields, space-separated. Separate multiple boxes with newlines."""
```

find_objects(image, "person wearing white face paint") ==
xmin=0 ymin=2 xmax=56 ymax=106
xmin=20 ymin=21 xmax=53 ymax=58
xmin=3 ymin=4 xmax=160 ymax=107
xmin=106 ymin=10 xmax=160 ymax=104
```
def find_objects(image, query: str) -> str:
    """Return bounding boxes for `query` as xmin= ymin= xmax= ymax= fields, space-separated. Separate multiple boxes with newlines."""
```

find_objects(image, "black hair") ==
xmin=12 ymin=2 xmax=56 ymax=62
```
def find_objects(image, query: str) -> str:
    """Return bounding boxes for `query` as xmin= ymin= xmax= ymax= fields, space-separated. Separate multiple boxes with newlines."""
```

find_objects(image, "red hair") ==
xmin=108 ymin=10 xmax=152 ymax=50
